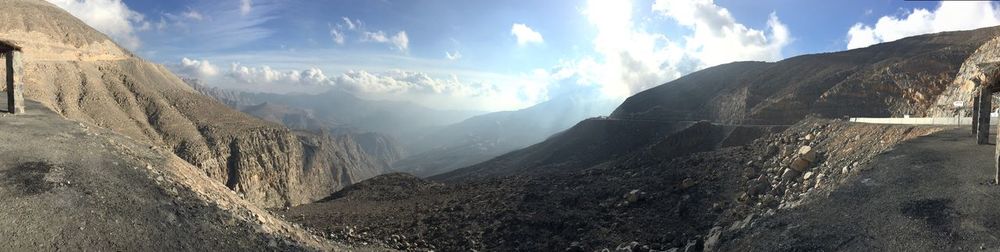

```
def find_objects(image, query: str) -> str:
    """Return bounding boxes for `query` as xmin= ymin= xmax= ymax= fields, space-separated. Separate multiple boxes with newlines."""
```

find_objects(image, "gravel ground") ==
xmin=723 ymin=128 xmax=1000 ymax=251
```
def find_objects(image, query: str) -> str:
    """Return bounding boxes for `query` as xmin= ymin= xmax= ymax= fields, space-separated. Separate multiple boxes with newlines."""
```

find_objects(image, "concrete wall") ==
xmin=849 ymin=117 xmax=994 ymax=125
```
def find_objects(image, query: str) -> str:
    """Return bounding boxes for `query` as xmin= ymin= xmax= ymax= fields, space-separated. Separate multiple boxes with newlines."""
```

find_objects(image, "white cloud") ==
xmin=335 ymin=70 xmax=477 ymax=94
xmin=561 ymin=0 xmax=789 ymax=98
xmin=363 ymin=31 xmax=388 ymax=42
xmin=329 ymin=17 xmax=408 ymax=51
xmin=445 ymin=51 xmax=462 ymax=60
xmin=182 ymin=9 xmax=205 ymax=21
xmin=176 ymin=57 xmax=220 ymax=78
xmin=511 ymin=23 xmax=544 ymax=46
xmin=240 ymin=0 xmax=252 ymax=16
xmin=330 ymin=28 xmax=345 ymax=45
xmin=342 ymin=17 xmax=359 ymax=31
xmin=45 ymin=0 xmax=146 ymax=49
xmin=391 ymin=31 xmax=409 ymax=51
xmin=846 ymin=2 xmax=1000 ymax=49
xmin=228 ymin=63 xmax=332 ymax=86
xmin=362 ymin=30 xmax=409 ymax=51
xmin=651 ymin=0 xmax=789 ymax=67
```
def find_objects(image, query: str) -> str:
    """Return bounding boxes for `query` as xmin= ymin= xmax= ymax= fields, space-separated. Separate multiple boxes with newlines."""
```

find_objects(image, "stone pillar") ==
xmin=974 ymin=95 xmax=981 ymax=133
xmin=978 ymin=89 xmax=992 ymax=145
xmin=4 ymin=50 xmax=23 ymax=114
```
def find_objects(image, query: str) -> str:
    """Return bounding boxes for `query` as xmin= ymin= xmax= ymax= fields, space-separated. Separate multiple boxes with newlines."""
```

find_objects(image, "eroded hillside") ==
xmin=0 ymin=99 xmax=355 ymax=250
xmin=0 ymin=0 xmax=385 ymax=208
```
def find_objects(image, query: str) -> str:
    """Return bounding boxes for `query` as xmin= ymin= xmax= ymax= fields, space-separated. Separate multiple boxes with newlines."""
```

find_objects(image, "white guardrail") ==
xmin=848 ymin=116 xmax=996 ymax=125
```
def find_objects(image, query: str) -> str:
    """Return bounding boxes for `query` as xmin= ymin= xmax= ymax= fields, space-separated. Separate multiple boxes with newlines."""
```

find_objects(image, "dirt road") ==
xmin=724 ymin=128 xmax=1000 ymax=251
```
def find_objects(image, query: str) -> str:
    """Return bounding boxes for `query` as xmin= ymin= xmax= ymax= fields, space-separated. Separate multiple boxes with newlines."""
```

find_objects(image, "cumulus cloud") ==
xmin=342 ymin=17 xmax=359 ymax=31
xmin=511 ymin=23 xmax=544 ymax=46
xmin=240 ymin=0 xmax=252 ymax=16
xmin=562 ymin=0 xmax=789 ymax=98
xmin=445 ymin=51 xmax=462 ymax=60
xmin=328 ymin=16 xmax=409 ymax=51
xmin=846 ymin=2 xmax=1000 ymax=49
xmin=335 ymin=70 xmax=477 ymax=94
xmin=330 ymin=28 xmax=345 ymax=45
xmin=228 ymin=63 xmax=332 ymax=86
xmin=175 ymin=57 xmax=220 ymax=78
xmin=363 ymin=31 xmax=409 ymax=51
xmin=183 ymin=10 xmax=204 ymax=21
xmin=45 ymin=0 xmax=147 ymax=49
xmin=652 ymin=0 xmax=789 ymax=67
xmin=391 ymin=31 xmax=409 ymax=52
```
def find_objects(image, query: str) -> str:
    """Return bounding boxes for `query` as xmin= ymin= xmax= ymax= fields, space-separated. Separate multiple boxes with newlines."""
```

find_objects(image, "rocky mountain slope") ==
xmin=612 ymin=26 xmax=1000 ymax=124
xmin=192 ymin=80 xmax=406 ymax=168
xmin=394 ymin=95 xmax=620 ymax=177
xmin=434 ymin=119 xmax=782 ymax=181
xmin=241 ymin=102 xmax=328 ymax=132
xmin=287 ymin=118 xmax=942 ymax=251
xmin=0 ymin=0 xmax=385 ymax=208
xmin=0 ymin=99 xmax=363 ymax=250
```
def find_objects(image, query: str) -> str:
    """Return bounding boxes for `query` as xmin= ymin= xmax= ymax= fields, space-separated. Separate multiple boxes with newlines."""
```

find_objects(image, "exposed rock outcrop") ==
xmin=352 ymin=132 xmax=406 ymax=167
xmin=929 ymin=34 xmax=1000 ymax=116
xmin=0 ymin=0 xmax=385 ymax=208
xmin=0 ymin=98 xmax=350 ymax=250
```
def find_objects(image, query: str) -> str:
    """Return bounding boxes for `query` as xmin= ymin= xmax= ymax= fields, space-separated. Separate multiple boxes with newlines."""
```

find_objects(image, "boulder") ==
xmin=798 ymin=146 xmax=817 ymax=162
xmin=781 ymin=168 xmax=801 ymax=182
xmin=680 ymin=178 xmax=697 ymax=189
xmin=703 ymin=226 xmax=723 ymax=251
xmin=615 ymin=241 xmax=639 ymax=251
xmin=624 ymin=189 xmax=643 ymax=203
xmin=789 ymin=158 xmax=811 ymax=172
xmin=682 ymin=239 xmax=701 ymax=252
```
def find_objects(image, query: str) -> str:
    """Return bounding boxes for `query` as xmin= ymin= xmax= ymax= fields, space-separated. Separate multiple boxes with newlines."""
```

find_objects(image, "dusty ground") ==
xmin=0 ymin=99 xmax=367 ymax=251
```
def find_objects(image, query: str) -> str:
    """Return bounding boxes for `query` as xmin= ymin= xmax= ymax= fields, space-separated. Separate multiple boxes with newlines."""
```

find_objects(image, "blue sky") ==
xmin=48 ymin=0 xmax=998 ymax=111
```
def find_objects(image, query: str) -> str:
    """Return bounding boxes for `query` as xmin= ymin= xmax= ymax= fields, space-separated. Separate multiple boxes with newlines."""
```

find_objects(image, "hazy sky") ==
xmin=46 ymin=0 xmax=1000 ymax=111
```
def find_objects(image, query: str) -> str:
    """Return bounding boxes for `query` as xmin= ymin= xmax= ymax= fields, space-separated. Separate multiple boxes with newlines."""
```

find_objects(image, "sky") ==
xmin=45 ymin=0 xmax=1000 ymax=112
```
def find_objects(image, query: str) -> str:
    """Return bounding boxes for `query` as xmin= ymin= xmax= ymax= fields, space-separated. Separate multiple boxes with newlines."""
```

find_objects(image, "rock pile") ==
xmin=708 ymin=118 xmax=946 ymax=250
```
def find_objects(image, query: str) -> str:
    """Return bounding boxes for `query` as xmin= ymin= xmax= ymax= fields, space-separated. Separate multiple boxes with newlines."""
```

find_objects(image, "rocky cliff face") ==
xmin=189 ymin=80 xmax=406 ymax=170
xmin=928 ymin=35 xmax=1000 ymax=116
xmin=351 ymin=132 xmax=406 ymax=167
xmin=0 ymin=0 xmax=385 ymax=208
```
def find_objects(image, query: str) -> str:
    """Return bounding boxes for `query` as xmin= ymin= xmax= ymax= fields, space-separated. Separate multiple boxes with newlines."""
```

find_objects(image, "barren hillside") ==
xmin=0 ymin=99 xmax=360 ymax=250
xmin=0 ymin=0 xmax=386 ymax=208
xmin=612 ymin=26 xmax=1000 ymax=124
